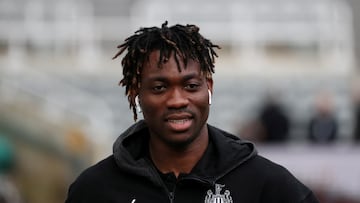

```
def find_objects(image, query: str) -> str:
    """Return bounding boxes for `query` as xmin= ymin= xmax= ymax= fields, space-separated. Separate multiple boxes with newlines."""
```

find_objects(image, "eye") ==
xmin=152 ymin=85 xmax=166 ymax=92
xmin=185 ymin=83 xmax=200 ymax=91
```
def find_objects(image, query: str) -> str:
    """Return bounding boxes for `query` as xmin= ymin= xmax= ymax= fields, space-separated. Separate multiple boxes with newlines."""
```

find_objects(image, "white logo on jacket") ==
xmin=204 ymin=184 xmax=233 ymax=203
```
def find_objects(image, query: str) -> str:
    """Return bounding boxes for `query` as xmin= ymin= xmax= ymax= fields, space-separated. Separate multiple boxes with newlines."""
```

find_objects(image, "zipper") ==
xmin=168 ymin=176 xmax=177 ymax=203
xmin=168 ymin=191 xmax=175 ymax=203
xmin=144 ymin=158 xmax=177 ymax=203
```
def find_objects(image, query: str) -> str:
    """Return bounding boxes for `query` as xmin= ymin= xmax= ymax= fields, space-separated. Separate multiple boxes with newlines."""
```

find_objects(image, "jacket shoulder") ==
xmin=76 ymin=155 xmax=117 ymax=182
xmin=65 ymin=155 xmax=118 ymax=203
xmin=245 ymin=155 xmax=318 ymax=202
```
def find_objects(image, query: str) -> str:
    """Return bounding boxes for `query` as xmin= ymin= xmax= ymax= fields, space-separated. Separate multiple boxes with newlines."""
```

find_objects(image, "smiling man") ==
xmin=65 ymin=22 xmax=319 ymax=203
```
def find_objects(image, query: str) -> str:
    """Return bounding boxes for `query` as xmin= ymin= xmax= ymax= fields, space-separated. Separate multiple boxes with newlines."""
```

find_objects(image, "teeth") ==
xmin=168 ymin=119 xmax=189 ymax=124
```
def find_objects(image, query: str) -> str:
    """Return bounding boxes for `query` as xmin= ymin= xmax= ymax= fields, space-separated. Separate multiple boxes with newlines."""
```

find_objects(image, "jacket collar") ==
xmin=113 ymin=120 xmax=257 ymax=186
xmin=189 ymin=125 xmax=257 ymax=184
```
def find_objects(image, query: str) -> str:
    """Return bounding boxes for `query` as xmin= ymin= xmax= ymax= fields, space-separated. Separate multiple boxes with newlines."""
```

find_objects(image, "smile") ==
xmin=168 ymin=119 xmax=190 ymax=124
xmin=166 ymin=118 xmax=193 ymax=132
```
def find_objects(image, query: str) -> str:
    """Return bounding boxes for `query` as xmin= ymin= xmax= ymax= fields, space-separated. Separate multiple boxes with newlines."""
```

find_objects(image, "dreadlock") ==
xmin=112 ymin=21 xmax=221 ymax=121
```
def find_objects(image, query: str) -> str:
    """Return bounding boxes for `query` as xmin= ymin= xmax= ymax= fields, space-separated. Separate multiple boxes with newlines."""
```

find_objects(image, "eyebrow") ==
xmin=146 ymin=73 xmax=202 ymax=82
xmin=183 ymin=73 xmax=202 ymax=81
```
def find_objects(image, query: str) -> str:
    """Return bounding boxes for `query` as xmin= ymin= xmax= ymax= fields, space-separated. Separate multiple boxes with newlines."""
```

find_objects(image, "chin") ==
xmin=165 ymin=134 xmax=197 ymax=149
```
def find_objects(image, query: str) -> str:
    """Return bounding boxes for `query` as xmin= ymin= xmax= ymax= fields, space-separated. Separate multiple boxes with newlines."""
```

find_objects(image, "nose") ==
xmin=166 ymin=88 xmax=189 ymax=109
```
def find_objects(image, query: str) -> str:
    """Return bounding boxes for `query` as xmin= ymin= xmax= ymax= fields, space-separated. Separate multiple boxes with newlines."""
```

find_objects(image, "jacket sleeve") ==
xmin=64 ymin=181 xmax=88 ymax=203
xmin=64 ymin=180 xmax=104 ymax=203
xmin=64 ymin=182 xmax=80 ymax=203
xmin=64 ymin=170 xmax=101 ymax=203
xmin=277 ymin=167 xmax=320 ymax=203
xmin=258 ymin=157 xmax=320 ymax=203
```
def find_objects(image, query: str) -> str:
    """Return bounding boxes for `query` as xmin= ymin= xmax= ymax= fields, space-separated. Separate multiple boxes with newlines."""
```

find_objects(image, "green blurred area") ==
xmin=0 ymin=105 xmax=93 ymax=203
xmin=0 ymin=135 xmax=14 ymax=174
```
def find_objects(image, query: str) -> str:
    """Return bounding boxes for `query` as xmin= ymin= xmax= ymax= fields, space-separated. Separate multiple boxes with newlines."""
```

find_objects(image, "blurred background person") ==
xmin=308 ymin=91 xmax=338 ymax=144
xmin=237 ymin=119 xmax=266 ymax=143
xmin=354 ymin=99 xmax=360 ymax=142
xmin=354 ymin=105 xmax=360 ymax=143
xmin=257 ymin=90 xmax=290 ymax=143
xmin=352 ymin=81 xmax=360 ymax=142
xmin=355 ymin=103 xmax=360 ymax=142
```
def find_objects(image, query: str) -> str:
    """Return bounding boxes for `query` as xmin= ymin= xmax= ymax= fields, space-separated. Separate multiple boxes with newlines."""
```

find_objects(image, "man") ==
xmin=65 ymin=22 xmax=319 ymax=203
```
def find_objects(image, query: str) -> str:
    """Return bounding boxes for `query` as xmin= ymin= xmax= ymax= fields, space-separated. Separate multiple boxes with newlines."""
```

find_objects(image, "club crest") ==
xmin=204 ymin=184 xmax=233 ymax=203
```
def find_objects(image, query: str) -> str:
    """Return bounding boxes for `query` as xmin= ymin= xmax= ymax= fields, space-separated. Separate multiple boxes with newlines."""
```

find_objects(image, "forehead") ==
xmin=141 ymin=50 xmax=202 ymax=79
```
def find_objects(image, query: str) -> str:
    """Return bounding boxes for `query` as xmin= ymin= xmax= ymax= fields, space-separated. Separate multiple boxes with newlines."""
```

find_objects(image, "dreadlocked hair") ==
xmin=112 ymin=21 xmax=221 ymax=121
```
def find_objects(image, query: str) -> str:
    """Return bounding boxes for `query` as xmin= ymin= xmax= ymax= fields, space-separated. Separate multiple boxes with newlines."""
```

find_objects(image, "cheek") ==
xmin=141 ymin=98 xmax=162 ymax=117
xmin=192 ymin=93 xmax=210 ymax=112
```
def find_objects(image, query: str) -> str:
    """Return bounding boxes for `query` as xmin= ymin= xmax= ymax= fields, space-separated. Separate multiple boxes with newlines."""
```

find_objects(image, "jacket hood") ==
xmin=113 ymin=120 xmax=257 ymax=186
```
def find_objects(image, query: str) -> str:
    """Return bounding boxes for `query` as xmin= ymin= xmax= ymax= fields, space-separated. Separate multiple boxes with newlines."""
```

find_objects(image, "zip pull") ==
xmin=168 ymin=192 xmax=174 ymax=203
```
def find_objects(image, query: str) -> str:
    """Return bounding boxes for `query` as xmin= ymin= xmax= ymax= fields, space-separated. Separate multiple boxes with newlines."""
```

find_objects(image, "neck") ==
xmin=149 ymin=131 xmax=209 ymax=178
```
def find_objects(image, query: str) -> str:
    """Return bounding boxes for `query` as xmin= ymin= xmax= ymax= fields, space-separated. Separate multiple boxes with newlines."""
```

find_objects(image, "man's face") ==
xmin=138 ymin=50 xmax=213 ymax=148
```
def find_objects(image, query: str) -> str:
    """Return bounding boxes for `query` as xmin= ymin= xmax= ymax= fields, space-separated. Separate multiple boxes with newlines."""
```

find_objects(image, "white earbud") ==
xmin=135 ymin=95 xmax=142 ymax=113
xmin=208 ymin=90 xmax=212 ymax=105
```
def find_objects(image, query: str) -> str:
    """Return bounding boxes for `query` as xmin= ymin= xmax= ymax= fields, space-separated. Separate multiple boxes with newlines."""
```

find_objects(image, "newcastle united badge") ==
xmin=204 ymin=184 xmax=233 ymax=203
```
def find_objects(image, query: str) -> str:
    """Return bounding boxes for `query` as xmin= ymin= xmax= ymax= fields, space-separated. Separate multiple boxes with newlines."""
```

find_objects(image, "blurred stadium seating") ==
xmin=0 ymin=0 xmax=359 ymax=203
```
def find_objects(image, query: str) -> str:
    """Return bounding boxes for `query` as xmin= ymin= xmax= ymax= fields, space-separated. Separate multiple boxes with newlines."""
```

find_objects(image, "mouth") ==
xmin=165 ymin=115 xmax=193 ymax=132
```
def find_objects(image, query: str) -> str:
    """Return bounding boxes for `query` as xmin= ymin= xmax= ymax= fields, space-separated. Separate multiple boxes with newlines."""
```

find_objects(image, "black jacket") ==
xmin=65 ymin=120 xmax=318 ymax=203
